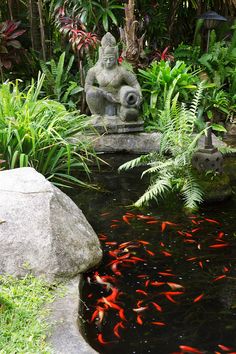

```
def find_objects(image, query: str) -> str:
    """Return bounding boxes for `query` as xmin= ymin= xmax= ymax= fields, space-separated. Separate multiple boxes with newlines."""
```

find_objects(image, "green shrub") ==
xmin=0 ymin=73 xmax=98 ymax=188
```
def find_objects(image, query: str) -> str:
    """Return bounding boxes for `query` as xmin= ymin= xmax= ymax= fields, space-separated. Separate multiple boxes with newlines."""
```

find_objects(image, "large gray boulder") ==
xmin=0 ymin=168 xmax=102 ymax=282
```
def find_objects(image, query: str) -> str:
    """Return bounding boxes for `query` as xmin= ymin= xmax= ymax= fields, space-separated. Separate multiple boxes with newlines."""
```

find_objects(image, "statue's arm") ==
xmin=84 ymin=68 xmax=96 ymax=92
xmin=122 ymin=68 xmax=142 ymax=95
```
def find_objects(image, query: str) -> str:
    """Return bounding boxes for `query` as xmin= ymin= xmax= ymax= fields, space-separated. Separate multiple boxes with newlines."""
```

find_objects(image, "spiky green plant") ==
xmin=119 ymin=81 xmax=206 ymax=211
xmin=0 ymin=73 xmax=98 ymax=188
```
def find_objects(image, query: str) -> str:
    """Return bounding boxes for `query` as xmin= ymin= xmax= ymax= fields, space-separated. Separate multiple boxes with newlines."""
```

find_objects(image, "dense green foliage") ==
xmin=0 ymin=74 xmax=98 ymax=188
xmin=0 ymin=274 xmax=57 ymax=353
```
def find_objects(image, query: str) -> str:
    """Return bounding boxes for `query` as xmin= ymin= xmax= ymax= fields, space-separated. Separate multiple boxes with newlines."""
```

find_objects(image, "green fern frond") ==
xmin=181 ymin=172 xmax=204 ymax=210
xmin=118 ymin=153 xmax=156 ymax=172
xmin=134 ymin=174 xmax=172 ymax=207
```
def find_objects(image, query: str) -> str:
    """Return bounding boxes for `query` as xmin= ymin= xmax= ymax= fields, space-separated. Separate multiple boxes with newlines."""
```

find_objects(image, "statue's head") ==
xmin=99 ymin=32 xmax=118 ymax=69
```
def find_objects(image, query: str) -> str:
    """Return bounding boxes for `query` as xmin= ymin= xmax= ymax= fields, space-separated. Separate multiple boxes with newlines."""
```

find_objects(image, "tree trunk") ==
xmin=28 ymin=0 xmax=41 ymax=53
xmin=38 ymin=0 xmax=46 ymax=60
xmin=119 ymin=0 xmax=145 ymax=65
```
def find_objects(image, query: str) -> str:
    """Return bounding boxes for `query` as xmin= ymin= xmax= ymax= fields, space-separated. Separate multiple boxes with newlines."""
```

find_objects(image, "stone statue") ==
xmin=85 ymin=32 xmax=143 ymax=133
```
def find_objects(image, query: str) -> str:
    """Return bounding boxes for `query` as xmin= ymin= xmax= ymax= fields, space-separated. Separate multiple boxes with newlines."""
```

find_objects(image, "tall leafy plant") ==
xmin=138 ymin=60 xmax=199 ymax=131
xmin=40 ymin=52 xmax=83 ymax=109
xmin=0 ymin=73 xmax=98 ymax=188
xmin=119 ymin=82 xmax=206 ymax=211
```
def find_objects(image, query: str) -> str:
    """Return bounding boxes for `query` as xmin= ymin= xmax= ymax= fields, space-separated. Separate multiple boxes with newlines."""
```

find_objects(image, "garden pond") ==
xmin=69 ymin=155 xmax=236 ymax=354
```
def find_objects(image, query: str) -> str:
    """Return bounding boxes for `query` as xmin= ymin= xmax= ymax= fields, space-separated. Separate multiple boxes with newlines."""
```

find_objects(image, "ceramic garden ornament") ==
xmin=85 ymin=32 xmax=143 ymax=133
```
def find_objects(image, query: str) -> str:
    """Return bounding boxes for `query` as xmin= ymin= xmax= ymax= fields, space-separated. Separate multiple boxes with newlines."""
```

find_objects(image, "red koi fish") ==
xmin=137 ymin=214 xmax=155 ymax=220
xmin=137 ymin=274 xmax=148 ymax=278
xmin=136 ymin=289 xmax=148 ymax=296
xmin=198 ymin=261 xmax=203 ymax=269
xmin=212 ymin=275 xmax=226 ymax=282
xmin=193 ymin=293 xmax=204 ymax=303
xmin=97 ymin=333 xmax=110 ymax=345
xmin=179 ymin=345 xmax=203 ymax=353
xmin=146 ymin=220 xmax=158 ymax=224
xmin=209 ymin=243 xmax=229 ymax=248
xmin=151 ymin=321 xmax=166 ymax=326
xmin=158 ymin=272 xmax=175 ymax=277
xmin=91 ymin=306 xmax=107 ymax=323
xmin=122 ymin=215 xmax=131 ymax=225
xmin=165 ymin=294 xmax=177 ymax=303
xmin=119 ymin=308 xmax=127 ymax=321
xmin=110 ymin=224 xmax=119 ymax=228
xmin=101 ymin=298 xmax=122 ymax=311
xmin=104 ymin=287 xmax=119 ymax=303
xmin=204 ymin=218 xmax=220 ymax=224
xmin=150 ymin=281 xmax=165 ymax=287
xmin=151 ymin=301 xmax=162 ymax=312
xmin=218 ymin=231 xmax=224 ymax=239
xmin=105 ymin=241 xmax=118 ymax=245
xmin=191 ymin=228 xmax=201 ymax=233
xmin=98 ymin=233 xmax=107 ymax=240
xmin=113 ymin=321 xmax=125 ymax=338
xmin=218 ymin=344 xmax=233 ymax=351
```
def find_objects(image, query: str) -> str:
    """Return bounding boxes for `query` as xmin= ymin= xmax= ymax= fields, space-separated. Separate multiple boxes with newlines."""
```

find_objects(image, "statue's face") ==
xmin=102 ymin=55 xmax=116 ymax=69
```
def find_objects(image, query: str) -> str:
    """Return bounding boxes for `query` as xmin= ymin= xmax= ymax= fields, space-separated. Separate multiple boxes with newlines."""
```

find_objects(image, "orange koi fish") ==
xmin=151 ymin=321 xmax=166 ymax=326
xmin=98 ymin=233 xmax=107 ymax=240
xmin=105 ymin=241 xmax=118 ymax=245
xmin=179 ymin=345 xmax=203 ymax=353
xmin=191 ymin=228 xmax=201 ymax=233
xmin=137 ymin=214 xmax=155 ymax=220
xmin=97 ymin=333 xmax=110 ymax=345
xmin=139 ymin=240 xmax=150 ymax=245
xmin=151 ymin=301 xmax=162 ymax=312
xmin=165 ymin=294 xmax=177 ymax=303
xmin=136 ymin=315 xmax=143 ymax=325
xmin=110 ymin=224 xmax=119 ymax=228
xmin=146 ymin=249 xmax=155 ymax=256
xmin=146 ymin=220 xmax=158 ymax=224
xmin=167 ymin=282 xmax=184 ymax=290
xmin=161 ymin=250 xmax=172 ymax=257
xmin=193 ymin=293 xmax=204 ymax=303
xmin=198 ymin=261 xmax=203 ymax=269
xmin=113 ymin=321 xmax=125 ymax=338
xmin=161 ymin=222 xmax=167 ymax=232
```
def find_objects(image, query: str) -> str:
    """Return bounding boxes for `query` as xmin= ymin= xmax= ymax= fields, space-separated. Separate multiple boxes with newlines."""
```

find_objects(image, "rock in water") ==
xmin=0 ymin=168 xmax=102 ymax=282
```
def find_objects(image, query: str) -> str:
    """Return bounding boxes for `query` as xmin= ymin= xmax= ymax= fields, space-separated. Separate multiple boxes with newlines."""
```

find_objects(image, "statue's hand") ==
xmin=104 ymin=92 xmax=118 ymax=103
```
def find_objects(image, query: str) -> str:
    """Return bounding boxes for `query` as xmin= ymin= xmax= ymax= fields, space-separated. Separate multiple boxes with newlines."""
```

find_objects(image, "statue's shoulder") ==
xmin=119 ymin=66 xmax=136 ymax=78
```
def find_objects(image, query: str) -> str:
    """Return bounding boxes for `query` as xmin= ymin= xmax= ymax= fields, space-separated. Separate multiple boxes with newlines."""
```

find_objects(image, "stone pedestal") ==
xmin=88 ymin=115 xmax=144 ymax=134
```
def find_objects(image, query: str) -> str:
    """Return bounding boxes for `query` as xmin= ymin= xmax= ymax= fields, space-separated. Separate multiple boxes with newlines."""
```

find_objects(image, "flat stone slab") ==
xmin=74 ymin=132 xmax=226 ymax=154
xmin=47 ymin=276 xmax=98 ymax=354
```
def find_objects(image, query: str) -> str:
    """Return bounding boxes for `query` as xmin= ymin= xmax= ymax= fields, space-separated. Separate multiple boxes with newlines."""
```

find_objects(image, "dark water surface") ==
xmin=70 ymin=156 xmax=236 ymax=354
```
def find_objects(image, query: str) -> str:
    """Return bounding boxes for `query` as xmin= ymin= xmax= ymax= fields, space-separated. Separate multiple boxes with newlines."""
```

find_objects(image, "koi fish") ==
xmin=151 ymin=321 xmax=166 ymax=326
xmin=97 ymin=333 xmax=110 ymax=345
xmin=198 ymin=261 xmax=203 ymax=269
xmin=113 ymin=321 xmax=125 ymax=338
xmin=112 ymin=219 xmax=120 ymax=223
xmin=139 ymin=240 xmax=150 ymax=245
xmin=105 ymin=241 xmax=118 ymax=245
xmin=136 ymin=289 xmax=148 ymax=296
xmin=218 ymin=344 xmax=233 ymax=351
xmin=146 ymin=249 xmax=155 ymax=256
xmin=223 ymin=266 xmax=229 ymax=273
xmin=137 ymin=214 xmax=155 ymax=220
xmin=137 ymin=274 xmax=149 ymax=278
xmin=161 ymin=222 xmax=167 ymax=232
xmin=136 ymin=315 xmax=143 ymax=325
xmin=146 ymin=220 xmax=158 ymax=224
xmin=160 ymin=242 xmax=165 ymax=247
xmin=145 ymin=280 xmax=150 ymax=287
xmin=209 ymin=243 xmax=229 ymax=248
xmin=218 ymin=231 xmax=224 ymax=239
xmin=193 ymin=293 xmax=204 ymax=303
xmin=122 ymin=215 xmax=131 ymax=225
xmin=150 ymin=281 xmax=165 ymax=287
xmin=161 ymin=291 xmax=184 ymax=296
xmin=167 ymin=282 xmax=184 ymax=290
xmin=133 ymin=306 xmax=148 ymax=313
xmin=119 ymin=308 xmax=127 ymax=321
xmin=110 ymin=224 xmax=119 ymax=228
xmin=204 ymin=218 xmax=220 ymax=224
xmin=212 ymin=275 xmax=226 ymax=282
xmin=165 ymin=294 xmax=177 ymax=303
xmin=151 ymin=301 xmax=162 ymax=312
xmin=98 ymin=233 xmax=107 ymax=240
xmin=191 ymin=219 xmax=199 ymax=225
xmin=101 ymin=298 xmax=122 ymax=311
xmin=158 ymin=272 xmax=175 ymax=277
xmin=179 ymin=345 xmax=203 ymax=353
xmin=94 ymin=272 xmax=113 ymax=289
xmin=191 ymin=228 xmax=201 ymax=233
xmin=161 ymin=250 xmax=172 ymax=257
xmin=100 ymin=212 xmax=110 ymax=217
